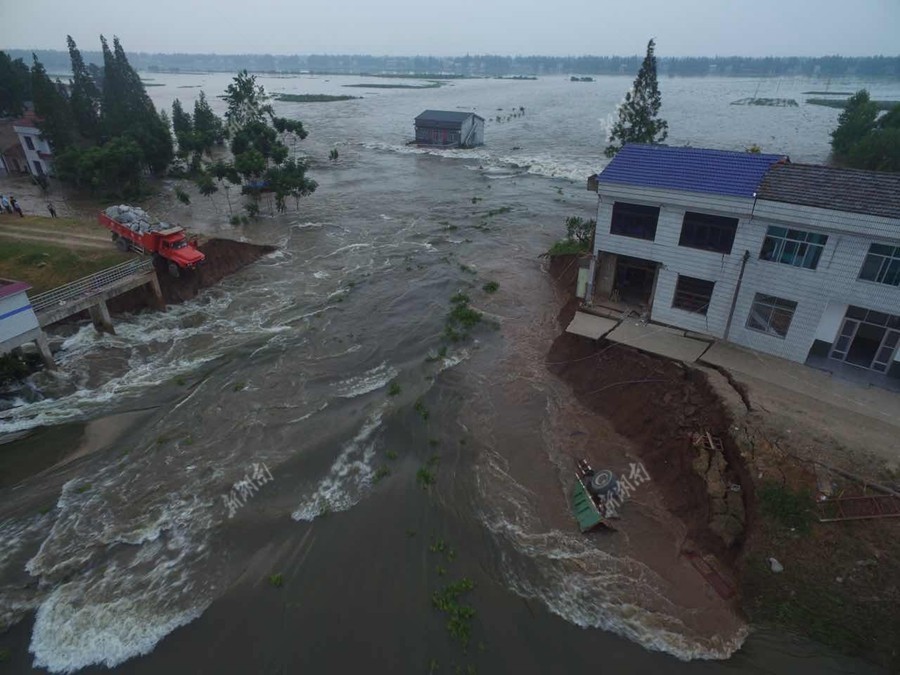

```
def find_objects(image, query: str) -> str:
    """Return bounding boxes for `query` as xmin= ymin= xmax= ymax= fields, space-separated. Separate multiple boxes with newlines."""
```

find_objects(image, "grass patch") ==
xmin=448 ymin=304 xmax=482 ymax=330
xmin=0 ymin=647 xmax=9 ymax=662
xmin=173 ymin=376 xmax=187 ymax=386
xmin=74 ymin=483 xmax=92 ymax=494
xmin=0 ymin=238 xmax=131 ymax=294
xmin=458 ymin=264 xmax=476 ymax=274
xmin=232 ymin=381 xmax=247 ymax=392
xmin=758 ymin=481 xmax=814 ymax=533
xmin=274 ymin=93 xmax=360 ymax=102
xmin=483 ymin=206 xmax=511 ymax=218
xmin=417 ymin=466 xmax=436 ymax=488
xmin=373 ymin=466 xmax=391 ymax=482
xmin=806 ymin=98 xmax=898 ymax=110
xmin=387 ymin=381 xmax=402 ymax=397
xmin=343 ymin=81 xmax=443 ymax=89
xmin=425 ymin=346 xmax=448 ymax=363
xmin=268 ymin=573 xmax=284 ymax=588
xmin=432 ymin=578 xmax=477 ymax=646
xmin=386 ymin=450 xmax=399 ymax=460
xmin=545 ymin=239 xmax=588 ymax=257
xmin=482 ymin=281 xmax=499 ymax=293
xmin=450 ymin=292 xmax=470 ymax=305
xmin=414 ymin=399 xmax=430 ymax=421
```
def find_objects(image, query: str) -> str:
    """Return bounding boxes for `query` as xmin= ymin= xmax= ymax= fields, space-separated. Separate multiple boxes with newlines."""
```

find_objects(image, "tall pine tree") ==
xmin=604 ymin=39 xmax=668 ymax=158
xmin=66 ymin=36 xmax=101 ymax=141
xmin=100 ymin=35 xmax=173 ymax=174
xmin=192 ymin=91 xmax=224 ymax=155
xmin=830 ymin=90 xmax=878 ymax=159
xmin=31 ymin=55 xmax=74 ymax=152
xmin=171 ymin=98 xmax=193 ymax=157
xmin=0 ymin=52 xmax=31 ymax=117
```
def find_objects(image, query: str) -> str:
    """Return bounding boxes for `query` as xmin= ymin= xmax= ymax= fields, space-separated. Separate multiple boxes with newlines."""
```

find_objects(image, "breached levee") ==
xmin=107 ymin=238 xmax=278 ymax=311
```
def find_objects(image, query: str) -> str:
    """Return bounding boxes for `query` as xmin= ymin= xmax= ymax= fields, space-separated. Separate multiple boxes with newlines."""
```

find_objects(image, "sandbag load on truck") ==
xmin=104 ymin=205 xmax=175 ymax=235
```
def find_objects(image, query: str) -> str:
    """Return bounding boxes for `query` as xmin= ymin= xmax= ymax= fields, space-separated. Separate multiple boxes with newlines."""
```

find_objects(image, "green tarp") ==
xmin=570 ymin=480 xmax=603 ymax=532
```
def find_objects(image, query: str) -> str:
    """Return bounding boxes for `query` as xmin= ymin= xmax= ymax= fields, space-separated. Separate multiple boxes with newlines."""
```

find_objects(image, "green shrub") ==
xmin=758 ymin=482 xmax=814 ymax=533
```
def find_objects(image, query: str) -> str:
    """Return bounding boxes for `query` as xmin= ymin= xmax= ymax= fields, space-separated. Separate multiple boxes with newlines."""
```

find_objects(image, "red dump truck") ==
xmin=99 ymin=206 xmax=205 ymax=277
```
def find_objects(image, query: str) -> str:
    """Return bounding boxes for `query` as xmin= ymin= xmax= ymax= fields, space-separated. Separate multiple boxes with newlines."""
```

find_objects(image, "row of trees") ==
xmin=9 ymin=49 xmax=900 ymax=79
xmin=830 ymin=91 xmax=900 ymax=172
xmin=4 ymin=36 xmax=176 ymax=197
xmin=183 ymin=71 xmax=317 ymax=218
xmin=0 ymin=40 xmax=318 ymax=212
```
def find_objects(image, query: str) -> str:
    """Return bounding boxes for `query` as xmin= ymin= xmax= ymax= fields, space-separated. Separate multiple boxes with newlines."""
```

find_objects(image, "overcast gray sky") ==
xmin=2 ymin=0 xmax=898 ymax=56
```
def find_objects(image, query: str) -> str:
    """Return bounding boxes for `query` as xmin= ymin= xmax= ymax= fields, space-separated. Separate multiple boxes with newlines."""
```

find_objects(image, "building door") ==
xmin=830 ymin=306 xmax=900 ymax=373
xmin=33 ymin=160 xmax=44 ymax=176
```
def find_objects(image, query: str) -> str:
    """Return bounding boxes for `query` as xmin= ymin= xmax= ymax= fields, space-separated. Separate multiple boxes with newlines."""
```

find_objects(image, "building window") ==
xmin=610 ymin=202 xmax=660 ymax=241
xmin=759 ymin=226 xmax=827 ymax=270
xmin=24 ymin=136 xmax=35 ymax=151
xmin=746 ymin=293 xmax=797 ymax=338
xmin=672 ymin=275 xmax=715 ymax=314
xmin=859 ymin=243 xmax=900 ymax=286
xmin=678 ymin=212 xmax=739 ymax=254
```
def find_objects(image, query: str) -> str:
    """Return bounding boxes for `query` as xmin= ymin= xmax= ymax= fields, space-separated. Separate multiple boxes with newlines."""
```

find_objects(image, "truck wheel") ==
xmin=168 ymin=262 xmax=181 ymax=278
xmin=589 ymin=470 xmax=617 ymax=497
xmin=115 ymin=236 xmax=130 ymax=252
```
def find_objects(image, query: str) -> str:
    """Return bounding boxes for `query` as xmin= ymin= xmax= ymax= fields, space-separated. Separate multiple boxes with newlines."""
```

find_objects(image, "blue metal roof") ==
xmin=597 ymin=144 xmax=788 ymax=199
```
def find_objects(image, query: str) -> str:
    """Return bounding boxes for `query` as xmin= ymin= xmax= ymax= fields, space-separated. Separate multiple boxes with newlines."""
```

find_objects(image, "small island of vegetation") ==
xmin=273 ymin=93 xmax=360 ymax=102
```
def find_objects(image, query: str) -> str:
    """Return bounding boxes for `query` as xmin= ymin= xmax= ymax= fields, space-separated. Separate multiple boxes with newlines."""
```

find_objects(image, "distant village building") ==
xmin=414 ymin=110 xmax=484 ymax=148
xmin=0 ymin=121 xmax=28 ymax=176
xmin=581 ymin=144 xmax=900 ymax=386
xmin=13 ymin=111 xmax=53 ymax=177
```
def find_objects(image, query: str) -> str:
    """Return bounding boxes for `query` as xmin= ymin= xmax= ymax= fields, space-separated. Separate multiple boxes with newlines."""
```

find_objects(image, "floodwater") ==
xmin=1 ymin=73 xmax=895 ymax=673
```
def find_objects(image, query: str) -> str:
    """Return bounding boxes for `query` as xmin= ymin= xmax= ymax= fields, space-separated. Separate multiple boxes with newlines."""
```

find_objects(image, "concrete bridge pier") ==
xmin=148 ymin=274 xmax=165 ymax=310
xmin=89 ymin=300 xmax=115 ymax=335
xmin=34 ymin=331 xmax=56 ymax=370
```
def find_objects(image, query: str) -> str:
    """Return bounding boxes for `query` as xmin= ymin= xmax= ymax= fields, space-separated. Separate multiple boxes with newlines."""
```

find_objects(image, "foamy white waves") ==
xmin=0 ymin=290 xmax=290 ymax=434
xmin=334 ymin=362 xmax=398 ymax=398
xmin=475 ymin=450 xmax=747 ymax=661
xmin=27 ymin=489 xmax=217 ymax=673
xmin=360 ymin=140 xmax=595 ymax=183
xmin=291 ymin=410 xmax=384 ymax=521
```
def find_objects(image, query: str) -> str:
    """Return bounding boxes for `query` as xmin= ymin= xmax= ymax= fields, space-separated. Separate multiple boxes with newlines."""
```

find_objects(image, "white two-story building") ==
xmin=13 ymin=111 xmax=53 ymax=177
xmin=585 ymin=144 xmax=900 ymax=386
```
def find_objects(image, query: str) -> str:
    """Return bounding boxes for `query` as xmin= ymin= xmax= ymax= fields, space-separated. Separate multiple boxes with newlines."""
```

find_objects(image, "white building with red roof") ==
xmin=12 ymin=110 xmax=53 ymax=177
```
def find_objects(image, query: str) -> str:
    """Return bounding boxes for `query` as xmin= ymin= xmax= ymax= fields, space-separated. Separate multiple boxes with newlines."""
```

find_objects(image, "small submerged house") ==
xmin=414 ymin=110 xmax=484 ymax=148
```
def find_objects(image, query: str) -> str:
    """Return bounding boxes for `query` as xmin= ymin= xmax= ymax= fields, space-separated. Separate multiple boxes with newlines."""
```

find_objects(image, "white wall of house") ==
xmin=593 ymin=186 xmax=900 ymax=367
xmin=727 ymin=217 xmax=900 ymax=362
xmin=593 ymin=185 xmax=756 ymax=338
xmin=13 ymin=124 xmax=52 ymax=176
xmin=0 ymin=288 xmax=40 ymax=348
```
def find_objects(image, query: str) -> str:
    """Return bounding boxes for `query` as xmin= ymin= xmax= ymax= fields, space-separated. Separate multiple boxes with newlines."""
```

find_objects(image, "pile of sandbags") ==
xmin=105 ymin=205 xmax=173 ymax=234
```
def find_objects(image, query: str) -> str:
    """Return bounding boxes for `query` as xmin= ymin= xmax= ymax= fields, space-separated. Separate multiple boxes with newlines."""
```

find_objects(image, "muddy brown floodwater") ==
xmin=0 ymin=118 xmax=885 ymax=673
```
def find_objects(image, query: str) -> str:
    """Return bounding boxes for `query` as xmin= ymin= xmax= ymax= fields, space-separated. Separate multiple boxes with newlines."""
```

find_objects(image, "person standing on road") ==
xmin=47 ymin=202 xmax=57 ymax=218
xmin=10 ymin=197 xmax=24 ymax=217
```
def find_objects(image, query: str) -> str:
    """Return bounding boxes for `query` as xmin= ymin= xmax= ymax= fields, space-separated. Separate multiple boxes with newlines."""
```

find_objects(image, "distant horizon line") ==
xmin=4 ymin=48 xmax=899 ymax=60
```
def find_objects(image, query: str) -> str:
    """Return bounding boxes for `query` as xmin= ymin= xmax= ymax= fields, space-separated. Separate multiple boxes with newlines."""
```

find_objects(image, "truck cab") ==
xmin=158 ymin=230 xmax=204 ymax=267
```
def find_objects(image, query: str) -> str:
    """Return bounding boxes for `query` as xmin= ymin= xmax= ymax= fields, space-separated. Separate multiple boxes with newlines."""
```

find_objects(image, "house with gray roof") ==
xmin=582 ymin=144 xmax=900 ymax=386
xmin=414 ymin=110 xmax=484 ymax=148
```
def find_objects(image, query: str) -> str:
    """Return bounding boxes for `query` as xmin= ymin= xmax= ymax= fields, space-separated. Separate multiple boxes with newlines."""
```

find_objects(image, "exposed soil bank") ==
xmin=547 ymin=330 xmax=751 ymax=564
xmin=107 ymin=238 xmax=277 ymax=312
xmin=548 ymin=252 xmax=751 ymax=562
xmin=547 ymin=253 xmax=900 ymax=670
